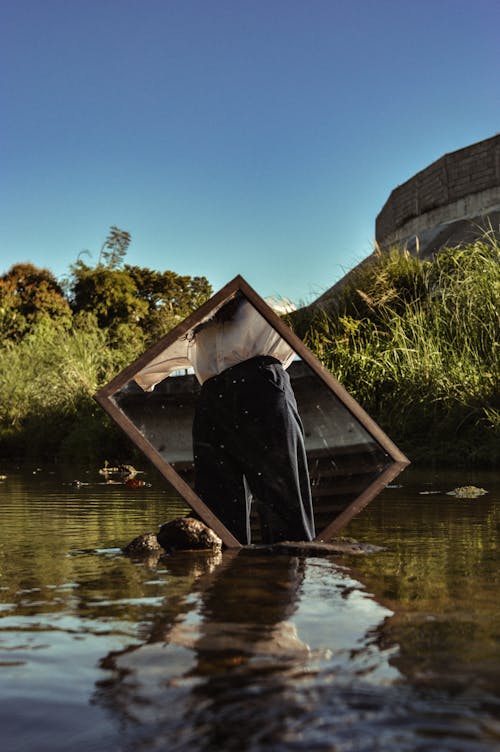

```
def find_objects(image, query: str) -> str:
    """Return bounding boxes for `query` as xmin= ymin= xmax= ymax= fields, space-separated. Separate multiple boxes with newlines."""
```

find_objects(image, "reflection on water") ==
xmin=0 ymin=465 xmax=499 ymax=751
xmin=346 ymin=468 xmax=500 ymax=700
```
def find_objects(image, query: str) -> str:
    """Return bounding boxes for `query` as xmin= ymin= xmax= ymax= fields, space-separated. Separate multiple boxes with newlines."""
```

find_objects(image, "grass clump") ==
xmin=292 ymin=231 xmax=499 ymax=466
xmin=0 ymin=319 xmax=142 ymax=463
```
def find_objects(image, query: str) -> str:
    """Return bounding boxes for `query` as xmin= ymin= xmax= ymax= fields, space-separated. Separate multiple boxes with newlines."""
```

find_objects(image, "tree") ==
xmin=125 ymin=267 xmax=212 ymax=316
xmin=70 ymin=262 xmax=148 ymax=329
xmin=125 ymin=265 xmax=212 ymax=340
xmin=69 ymin=227 xmax=213 ymax=337
xmin=0 ymin=263 xmax=72 ymax=340
xmin=69 ymin=227 xmax=143 ymax=328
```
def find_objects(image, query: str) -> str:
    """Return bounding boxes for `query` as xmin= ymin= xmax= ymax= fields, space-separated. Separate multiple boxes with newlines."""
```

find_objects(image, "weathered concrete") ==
xmin=376 ymin=134 xmax=500 ymax=256
xmin=307 ymin=135 xmax=500 ymax=312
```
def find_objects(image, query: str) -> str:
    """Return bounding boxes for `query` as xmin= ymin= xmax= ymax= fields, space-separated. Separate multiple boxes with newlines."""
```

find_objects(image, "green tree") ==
xmin=69 ymin=227 xmax=212 ymax=338
xmin=70 ymin=262 xmax=148 ymax=329
xmin=0 ymin=263 xmax=72 ymax=340
xmin=69 ymin=226 xmax=145 ymax=329
xmin=125 ymin=265 xmax=212 ymax=342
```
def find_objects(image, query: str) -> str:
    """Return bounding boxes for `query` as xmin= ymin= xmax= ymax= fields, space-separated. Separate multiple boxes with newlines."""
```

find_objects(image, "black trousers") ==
xmin=192 ymin=356 xmax=315 ymax=544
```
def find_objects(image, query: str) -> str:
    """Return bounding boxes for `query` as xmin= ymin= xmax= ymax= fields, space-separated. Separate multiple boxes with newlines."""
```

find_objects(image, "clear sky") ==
xmin=1 ymin=0 xmax=499 ymax=305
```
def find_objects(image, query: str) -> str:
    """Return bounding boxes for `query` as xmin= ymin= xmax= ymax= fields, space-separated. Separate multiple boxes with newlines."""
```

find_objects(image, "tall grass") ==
xmin=294 ymin=232 xmax=499 ymax=465
xmin=0 ymin=320 xmax=143 ymax=463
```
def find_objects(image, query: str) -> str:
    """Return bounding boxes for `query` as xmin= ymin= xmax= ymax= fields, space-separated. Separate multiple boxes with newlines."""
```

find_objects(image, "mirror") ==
xmin=94 ymin=276 xmax=409 ymax=547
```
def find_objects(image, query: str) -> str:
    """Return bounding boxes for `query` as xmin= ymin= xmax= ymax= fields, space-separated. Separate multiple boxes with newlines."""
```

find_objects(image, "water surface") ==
xmin=0 ymin=464 xmax=499 ymax=751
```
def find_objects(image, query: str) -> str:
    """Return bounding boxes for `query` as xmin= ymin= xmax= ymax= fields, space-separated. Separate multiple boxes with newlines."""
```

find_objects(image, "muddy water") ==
xmin=0 ymin=464 xmax=499 ymax=751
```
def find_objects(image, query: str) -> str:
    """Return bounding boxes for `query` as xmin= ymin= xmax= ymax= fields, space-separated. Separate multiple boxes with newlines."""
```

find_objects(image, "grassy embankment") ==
xmin=0 ymin=232 xmax=498 ymax=466
xmin=291 ymin=231 xmax=499 ymax=466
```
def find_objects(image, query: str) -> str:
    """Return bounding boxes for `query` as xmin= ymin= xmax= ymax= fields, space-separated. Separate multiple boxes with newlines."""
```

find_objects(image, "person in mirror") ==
xmin=189 ymin=293 xmax=315 ymax=545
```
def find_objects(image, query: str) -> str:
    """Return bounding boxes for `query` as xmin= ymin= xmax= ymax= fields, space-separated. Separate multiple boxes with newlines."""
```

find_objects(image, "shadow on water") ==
xmin=0 ymin=465 xmax=499 ymax=750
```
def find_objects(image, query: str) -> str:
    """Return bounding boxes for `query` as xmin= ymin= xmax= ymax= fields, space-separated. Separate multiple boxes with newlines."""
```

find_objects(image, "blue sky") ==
xmin=1 ymin=0 xmax=499 ymax=305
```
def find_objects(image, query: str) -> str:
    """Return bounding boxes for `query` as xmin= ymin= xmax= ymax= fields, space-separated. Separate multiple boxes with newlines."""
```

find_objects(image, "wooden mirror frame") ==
xmin=94 ymin=275 xmax=410 ymax=547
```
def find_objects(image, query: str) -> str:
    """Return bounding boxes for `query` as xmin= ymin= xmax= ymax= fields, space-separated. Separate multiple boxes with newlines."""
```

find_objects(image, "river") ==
xmin=0 ymin=464 xmax=499 ymax=751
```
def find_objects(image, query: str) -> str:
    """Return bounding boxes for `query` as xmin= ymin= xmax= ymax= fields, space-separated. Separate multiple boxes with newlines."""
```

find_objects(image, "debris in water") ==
xmin=98 ymin=462 xmax=144 ymax=479
xmin=446 ymin=486 xmax=488 ymax=499
xmin=124 ymin=477 xmax=151 ymax=488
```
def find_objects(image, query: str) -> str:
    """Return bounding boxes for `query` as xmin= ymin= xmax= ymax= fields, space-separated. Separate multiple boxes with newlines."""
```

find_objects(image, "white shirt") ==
xmin=134 ymin=300 xmax=295 ymax=391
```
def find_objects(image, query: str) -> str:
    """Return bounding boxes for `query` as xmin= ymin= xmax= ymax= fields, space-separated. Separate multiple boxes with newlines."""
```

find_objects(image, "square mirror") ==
xmin=94 ymin=276 xmax=409 ymax=547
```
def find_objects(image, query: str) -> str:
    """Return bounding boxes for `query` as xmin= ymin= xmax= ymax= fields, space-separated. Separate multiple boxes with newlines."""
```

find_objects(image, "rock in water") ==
xmin=123 ymin=532 xmax=163 ymax=554
xmin=157 ymin=517 xmax=222 ymax=552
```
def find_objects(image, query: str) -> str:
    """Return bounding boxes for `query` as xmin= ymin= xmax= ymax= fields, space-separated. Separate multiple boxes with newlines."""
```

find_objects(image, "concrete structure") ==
xmin=376 ymin=134 xmax=500 ymax=256
xmin=310 ymin=135 xmax=500 ymax=311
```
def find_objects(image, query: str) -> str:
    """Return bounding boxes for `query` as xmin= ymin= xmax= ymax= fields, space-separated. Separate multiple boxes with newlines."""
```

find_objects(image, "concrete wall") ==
xmin=302 ymin=135 xmax=500 ymax=313
xmin=376 ymin=134 xmax=500 ymax=253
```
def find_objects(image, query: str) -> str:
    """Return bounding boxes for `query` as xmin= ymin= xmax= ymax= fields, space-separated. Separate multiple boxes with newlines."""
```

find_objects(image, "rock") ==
xmin=123 ymin=532 xmax=163 ymax=554
xmin=157 ymin=517 xmax=222 ymax=552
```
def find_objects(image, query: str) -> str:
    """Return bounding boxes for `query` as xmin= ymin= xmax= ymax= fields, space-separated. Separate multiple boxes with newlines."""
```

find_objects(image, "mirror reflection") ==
xmin=107 ymin=285 xmax=401 ymax=545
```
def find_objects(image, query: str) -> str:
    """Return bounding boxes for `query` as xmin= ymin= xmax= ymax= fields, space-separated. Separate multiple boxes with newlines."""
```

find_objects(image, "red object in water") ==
xmin=125 ymin=478 xmax=146 ymax=488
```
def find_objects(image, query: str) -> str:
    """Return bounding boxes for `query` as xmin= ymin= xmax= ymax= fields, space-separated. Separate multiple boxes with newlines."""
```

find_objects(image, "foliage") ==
xmin=70 ymin=261 xmax=149 ymax=329
xmin=97 ymin=225 xmax=132 ymax=268
xmin=124 ymin=265 xmax=212 ymax=345
xmin=291 ymin=231 xmax=500 ymax=465
xmin=0 ymin=262 xmax=72 ymax=340
xmin=68 ymin=227 xmax=212 ymax=339
xmin=0 ymin=320 xmax=142 ymax=462
xmin=0 ymin=228 xmax=212 ymax=344
xmin=0 ymin=226 xmax=212 ymax=461
xmin=1 ymin=227 xmax=498 ymax=466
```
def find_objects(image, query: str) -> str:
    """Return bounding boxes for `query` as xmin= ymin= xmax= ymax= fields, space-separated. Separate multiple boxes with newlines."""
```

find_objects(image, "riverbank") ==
xmin=289 ymin=232 xmax=499 ymax=467
xmin=0 ymin=234 xmax=498 ymax=467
